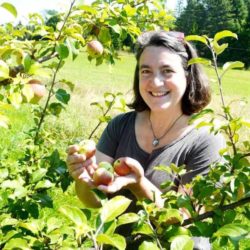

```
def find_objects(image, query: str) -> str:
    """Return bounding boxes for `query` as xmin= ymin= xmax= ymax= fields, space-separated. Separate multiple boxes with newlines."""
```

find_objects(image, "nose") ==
xmin=152 ymin=73 xmax=164 ymax=86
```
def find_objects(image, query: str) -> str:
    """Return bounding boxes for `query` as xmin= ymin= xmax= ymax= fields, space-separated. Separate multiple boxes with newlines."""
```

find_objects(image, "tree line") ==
xmin=175 ymin=0 xmax=250 ymax=68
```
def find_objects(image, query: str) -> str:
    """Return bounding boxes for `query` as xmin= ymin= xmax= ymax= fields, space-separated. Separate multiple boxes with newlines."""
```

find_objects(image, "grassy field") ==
xmin=1 ymin=52 xmax=250 ymax=152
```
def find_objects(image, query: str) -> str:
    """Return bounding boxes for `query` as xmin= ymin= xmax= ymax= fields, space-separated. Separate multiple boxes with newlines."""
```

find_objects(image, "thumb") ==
xmin=121 ymin=157 xmax=144 ymax=177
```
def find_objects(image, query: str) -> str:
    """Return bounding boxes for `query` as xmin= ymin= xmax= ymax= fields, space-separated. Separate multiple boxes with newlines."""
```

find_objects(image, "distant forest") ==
xmin=174 ymin=0 xmax=250 ymax=68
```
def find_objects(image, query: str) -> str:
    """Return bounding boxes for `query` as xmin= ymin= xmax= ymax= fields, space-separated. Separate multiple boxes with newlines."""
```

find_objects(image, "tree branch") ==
xmin=181 ymin=196 xmax=250 ymax=226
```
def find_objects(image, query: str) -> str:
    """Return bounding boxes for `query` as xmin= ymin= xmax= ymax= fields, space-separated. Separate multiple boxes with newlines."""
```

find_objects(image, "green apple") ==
xmin=28 ymin=79 xmax=46 ymax=104
xmin=93 ymin=161 xmax=114 ymax=186
xmin=78 ymin=139 xmax=96 ymax=159
xmin=86 ymin=40 xmax=103 ymax=57
xmin=113 ymin=159 xmax=131 ymax=176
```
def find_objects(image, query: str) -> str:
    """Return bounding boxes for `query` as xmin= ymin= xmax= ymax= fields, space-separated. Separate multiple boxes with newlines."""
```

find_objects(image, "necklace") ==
xmin=149 ymin=113 xmax=183 ymax=147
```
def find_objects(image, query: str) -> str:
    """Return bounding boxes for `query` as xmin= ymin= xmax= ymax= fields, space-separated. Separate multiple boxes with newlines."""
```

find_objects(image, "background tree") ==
xmin=175 ymin=0 xmax=250 ymax=67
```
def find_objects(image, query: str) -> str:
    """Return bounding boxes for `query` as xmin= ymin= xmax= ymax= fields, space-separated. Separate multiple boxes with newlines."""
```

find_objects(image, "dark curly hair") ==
xmin=128 ymin=30 xmax=211 ymax=115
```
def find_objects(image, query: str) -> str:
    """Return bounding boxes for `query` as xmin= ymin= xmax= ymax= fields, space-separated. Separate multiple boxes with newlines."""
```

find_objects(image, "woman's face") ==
xmin=139 ymin=46 xmax=187 ymax=113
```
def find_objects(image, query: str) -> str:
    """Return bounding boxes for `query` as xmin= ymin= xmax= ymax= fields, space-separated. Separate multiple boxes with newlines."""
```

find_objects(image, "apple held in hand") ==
xmin=78 ymin=139 xmax=96 ymax=159
xmin=93 ymin=162 xmax=114 ymax=186
xmin=86 ymin=40 xmax=103 ymax=57
xmin=28 ymin=79 xmax=46 ymax=104
xmin=113 ymin=159 xmax=131 ymax=176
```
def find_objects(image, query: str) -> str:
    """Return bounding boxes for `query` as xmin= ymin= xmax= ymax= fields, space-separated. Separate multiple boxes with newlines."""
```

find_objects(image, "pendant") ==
xmin=152 ymin=138 xmax=159 ymax=147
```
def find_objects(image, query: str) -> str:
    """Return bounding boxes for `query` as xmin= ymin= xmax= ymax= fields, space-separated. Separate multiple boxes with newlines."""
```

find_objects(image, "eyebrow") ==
xmin=139 ymin=64 xmax=173 ymax=69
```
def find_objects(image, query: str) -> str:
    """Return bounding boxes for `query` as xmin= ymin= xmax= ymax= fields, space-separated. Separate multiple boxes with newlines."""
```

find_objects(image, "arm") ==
xmin=128 ymin=177 xmax=164 ymax=208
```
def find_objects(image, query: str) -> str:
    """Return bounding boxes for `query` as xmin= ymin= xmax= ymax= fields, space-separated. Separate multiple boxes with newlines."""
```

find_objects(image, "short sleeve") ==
xmin=96 ymin=112 xmax=133 ymax=158
xmin=180 ymin=129 xmax=225 ymax=184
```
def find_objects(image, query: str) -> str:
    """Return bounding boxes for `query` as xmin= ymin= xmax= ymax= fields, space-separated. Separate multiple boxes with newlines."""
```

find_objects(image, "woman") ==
xmin=67 ymin=30 xmax=224 ymax=210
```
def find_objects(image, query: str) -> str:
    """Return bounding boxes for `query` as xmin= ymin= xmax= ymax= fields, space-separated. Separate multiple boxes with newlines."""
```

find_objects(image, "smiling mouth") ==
xmin=150 ymin=91 xmax=170 ymax=97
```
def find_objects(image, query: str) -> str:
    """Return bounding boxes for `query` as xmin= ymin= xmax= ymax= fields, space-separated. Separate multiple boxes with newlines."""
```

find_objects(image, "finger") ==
xmin=98 ymin=174 xmax=137 ymax=193
xmin=67 ymin=153 xmax=86 ymax=165
xmin=85 ymin=162 xmax=98 ymax=177
xmin=70 ymin=166 xmax=86 ymax=180
xmin=120 ymin=157 xmax=144 ymax=177
xmin=78 ymin=170 xmax=95 ymax=188
xmin=66 ymin=145 xmax=80 ymax=154
xmin=68 ymin=162 xmax=83 ymax=174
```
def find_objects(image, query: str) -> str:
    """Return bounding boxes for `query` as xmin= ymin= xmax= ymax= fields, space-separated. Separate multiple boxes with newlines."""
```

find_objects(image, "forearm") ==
xmin=75 ymin=180 xmax=101 ymax=208
xmin=128 ymin=177 xmax=164 ymax=208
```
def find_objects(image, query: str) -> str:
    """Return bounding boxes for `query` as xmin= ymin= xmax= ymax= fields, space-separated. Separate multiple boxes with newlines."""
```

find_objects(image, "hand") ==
xmin=66 ymin=144 xmax=97 ymax=186
xmin=97 ymin=157 xmax=144 ymax=193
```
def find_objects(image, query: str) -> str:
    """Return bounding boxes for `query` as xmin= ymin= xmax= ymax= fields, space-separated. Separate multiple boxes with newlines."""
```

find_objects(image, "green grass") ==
xmin=1 ymin=52 xmax=250 ymax=151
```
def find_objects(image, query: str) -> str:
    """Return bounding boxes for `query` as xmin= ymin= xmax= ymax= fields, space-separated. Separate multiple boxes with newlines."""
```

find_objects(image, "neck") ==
xmin=148 ymin=109 xmax=184 ymax=147
xmin=149 ymin=109 xmax=183 ymax=129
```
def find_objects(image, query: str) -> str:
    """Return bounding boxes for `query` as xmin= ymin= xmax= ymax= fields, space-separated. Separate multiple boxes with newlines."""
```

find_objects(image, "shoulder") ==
xmin=189 ymin=126 xmax=225 ymax=153
xmin=108 ymin=111 xmax=136 ymax=128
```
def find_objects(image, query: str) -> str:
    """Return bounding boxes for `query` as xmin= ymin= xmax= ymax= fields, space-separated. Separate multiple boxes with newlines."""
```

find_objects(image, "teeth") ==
xmin=151 ymin=91 xmax=169 ymax=97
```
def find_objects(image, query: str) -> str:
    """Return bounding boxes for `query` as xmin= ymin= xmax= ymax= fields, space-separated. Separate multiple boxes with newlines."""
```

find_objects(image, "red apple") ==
xmin=86 ymin=40 xmax=103 ymax=57
xmin=93 ymin=162 xmax=114 ymax=186
xmin=78 ymin=139 xmax=96 ymax=159
xmin=28 ymin=79 xmax=46 ymax=104
xmin=113 ymin=159 xmax=131 ymax=176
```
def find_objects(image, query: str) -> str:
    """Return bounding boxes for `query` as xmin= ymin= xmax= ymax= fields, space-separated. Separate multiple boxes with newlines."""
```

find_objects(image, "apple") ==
xmin=113 ymin=159 xmax=131 ymax=176
xmin=86 ymin=40 xmax=103 ymax=57
xmin=93 ymin=162 xmax=114 ymax=186
xmin=78 ymin=139 xmax=96 ymax=159
xmin=28 ymin=79 xmax=46 ymax=104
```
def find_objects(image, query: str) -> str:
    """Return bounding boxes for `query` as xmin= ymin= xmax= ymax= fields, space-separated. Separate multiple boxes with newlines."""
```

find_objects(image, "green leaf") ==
xmin=124 ymin=4 xmax=137 ymax=16
xmin=31 ymin=168 xmax=47 ymax=183
xmin=59 ymin=205 xmax=92 ymax=234
xmin=188 ymin=57 xmax=211 ymax=66
xmin=214 ymin=30 xmax=237 ymax=43
xmin=185 ymin=35 xmax=208 ymax=45
xmin=214 ymin=224 xmax=249 ymax=238
xmin=23 ymin=54 xmax=32 ymax=72
xmin=0 ymin=114 xmax=9 ymax=128
xmin=49 ymin=102 xmax=64 ymax=116
xmin=35 ymin=179 xmax=53 ymax=190
xmin=8 ymin=92 xmax=23 ymax=108
xmin=158 ymin=208 xmax=183 ymax=224
xmin=190 ymin=109 xmax=214 ymax=122
xmin=132 ymin=223 xmax=154 ymax=236
xmin=18 ymin=221 xmax=40 ymax=235
xmin=139 ymin=241 xmax=160 ymax=250
xmin=22 ymin=84 xmax=34 ymax=102
xmin=3 ymin=238 xmax=29 ymax=250
xmin=66 ymin=38 xmax=80 ymax=60
xmin=59 ymin=78 xmax=75 ymax=91
xmin=222 ymin=61 xmax=244 ymax=76
xmin=100 ymin=196 xmax=131 ymax=223
xmin=70 ymin=33 xmax=85 ymax=44
xmin=28 ymin=62 xmax=51 ymax=77
xmin=56 ymin=43 xmax=69 ymax=60
xmin=55 ymin=89 xmax=70 ymax=104
xmin=0 ymin=168 xmax=8 ymax=179
xmin=0 ymin=60 xmax=10 ymax=81
xmin=212 ymin=41 xmax=228 ymax=55
xmin=96 ymin=234 xmax=126 ymax=250
xmin=98 ymin=27 xmax=111 ymax=45
xmin=78 ymin=5 xmax=97 ymax=14
xmin=1 ymin=2 xmax=17 ymax=18
xmin=117 ymin=213 xmax=139 ymax=227
xmin=170 ymin=235 xmax=194 ymax=250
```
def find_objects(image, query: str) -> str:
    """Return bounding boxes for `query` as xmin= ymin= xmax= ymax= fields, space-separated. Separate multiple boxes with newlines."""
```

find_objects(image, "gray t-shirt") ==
xmin=97 ymin=111 xmax=225 ymax=189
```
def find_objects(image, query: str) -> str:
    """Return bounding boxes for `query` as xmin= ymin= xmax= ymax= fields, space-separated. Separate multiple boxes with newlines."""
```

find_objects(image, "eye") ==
xmin=162 ymin=68 xmax=173 ymax=74
xmin=140 ymin=69 xmax=151 ymax=75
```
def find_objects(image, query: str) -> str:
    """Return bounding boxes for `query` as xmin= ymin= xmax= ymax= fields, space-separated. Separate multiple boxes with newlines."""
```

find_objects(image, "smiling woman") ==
xmin=66 ymin=30 xmax=225 ymax=249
